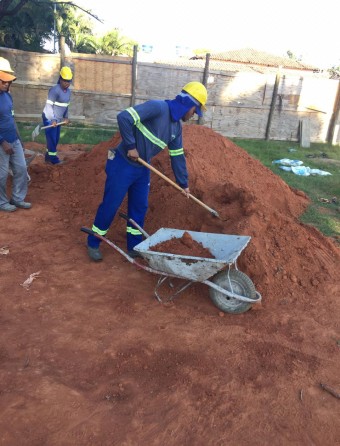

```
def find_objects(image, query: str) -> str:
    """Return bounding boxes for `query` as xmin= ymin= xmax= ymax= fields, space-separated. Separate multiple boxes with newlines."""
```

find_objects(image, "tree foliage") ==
xmin=0 ymin=0 xmax=54 ymax=51
xmin=55 ymin=5 xmax=96 ymax=53
xmin=95 ymin=29 xmax=137 ymax=57
xmin=0 ymin=0 xmax=137 ymax=56
xmin=0 ymin=0 xmax=30 ymax=21
xmin=328 ymin=66 xmax=340 ymax=79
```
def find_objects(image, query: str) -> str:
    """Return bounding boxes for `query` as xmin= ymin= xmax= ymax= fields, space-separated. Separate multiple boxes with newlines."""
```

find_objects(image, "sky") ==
xmin=74 ymin=0 xmax=339 ymax=68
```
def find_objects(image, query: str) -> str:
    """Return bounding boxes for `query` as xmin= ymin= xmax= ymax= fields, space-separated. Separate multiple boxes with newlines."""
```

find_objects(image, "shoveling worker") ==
xmin=87 ymin=81 xmax=208 ymax=261
xmin=42 ymin=66 xmax=72 ymax=165
xmin=0 ymin=57 xmax=32 ymax=212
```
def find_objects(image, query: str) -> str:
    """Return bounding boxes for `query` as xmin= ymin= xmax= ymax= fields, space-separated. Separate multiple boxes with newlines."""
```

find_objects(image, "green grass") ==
xmin=18 ymin=121 xmax=116 ymax=147
xmin=231 ymin=138 xmax=340 ymax=239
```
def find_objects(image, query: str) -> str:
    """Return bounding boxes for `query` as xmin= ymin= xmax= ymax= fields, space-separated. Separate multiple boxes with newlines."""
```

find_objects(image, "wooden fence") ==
xmin=1 ymin=46 xmax=339 ymax=145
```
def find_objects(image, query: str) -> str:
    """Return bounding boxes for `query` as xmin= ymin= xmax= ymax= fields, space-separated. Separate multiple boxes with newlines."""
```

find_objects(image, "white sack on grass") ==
xmin=274 ymin=160 xmax=332 ymax=176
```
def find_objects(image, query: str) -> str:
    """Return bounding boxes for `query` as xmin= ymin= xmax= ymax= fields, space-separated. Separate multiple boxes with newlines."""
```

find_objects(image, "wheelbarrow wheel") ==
xmin=209 ymin=269 xmax=256 ymax=314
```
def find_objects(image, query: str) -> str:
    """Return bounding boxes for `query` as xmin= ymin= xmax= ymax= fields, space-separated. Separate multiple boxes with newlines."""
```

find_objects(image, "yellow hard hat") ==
xmin=60 ymin=66 xmax=73 ymax=81
xmin=182 ymin=82 xmax=207 ymax=110
xmin=0 ymin=57 xmax=14 ymax=73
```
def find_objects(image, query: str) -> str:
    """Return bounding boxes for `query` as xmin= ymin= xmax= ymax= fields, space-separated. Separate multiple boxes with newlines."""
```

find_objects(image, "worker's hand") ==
xmin=64 ymin=118 xmax=70 ymax=125
xmin=2 ymin=141 xmax=14 ymax=155
xmin=127 ymin=148 xmax=139 ymax=161
xmin=182 ymin=187 xmax=190 ymax=198
xmin=51 ymin=121 xmax=57 ymax=127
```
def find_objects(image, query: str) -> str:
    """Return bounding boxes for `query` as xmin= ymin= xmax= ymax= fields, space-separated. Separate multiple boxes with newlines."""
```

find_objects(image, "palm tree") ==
xmin=96 ymin=29 xmax=138 ymax=57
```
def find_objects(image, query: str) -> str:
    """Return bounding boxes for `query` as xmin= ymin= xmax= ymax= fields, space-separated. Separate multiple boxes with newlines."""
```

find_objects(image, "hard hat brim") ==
xmin=0 ymin=71 xmax=16 ymax=82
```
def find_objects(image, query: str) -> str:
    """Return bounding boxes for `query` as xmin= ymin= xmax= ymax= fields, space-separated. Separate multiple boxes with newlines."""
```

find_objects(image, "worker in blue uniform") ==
xmin=86 ymin=82 xmax=208 ymax=261
xmin=42 ymin=66 xmax=72 ymax=165
xmin=0 ymin=57 xmax=31 ymax=212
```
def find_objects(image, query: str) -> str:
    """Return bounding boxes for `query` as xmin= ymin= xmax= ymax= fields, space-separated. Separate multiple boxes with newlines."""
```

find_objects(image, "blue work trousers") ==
xmin=43 ymin=115 xmax=61 ymax=162
xmin=88 ymin=151 xmax=150 ymax=251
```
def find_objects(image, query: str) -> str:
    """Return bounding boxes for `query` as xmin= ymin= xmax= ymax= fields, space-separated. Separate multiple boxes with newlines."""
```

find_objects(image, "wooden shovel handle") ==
xmin=41 ymin=121 xmax=67 ymax=130
xmin=137 ymin=157 xmax=219 ymax=217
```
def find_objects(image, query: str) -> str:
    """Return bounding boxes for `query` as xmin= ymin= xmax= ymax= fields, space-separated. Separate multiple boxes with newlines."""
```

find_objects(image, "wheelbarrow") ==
xmin=81 ymin=222 xmax=262 ymax=314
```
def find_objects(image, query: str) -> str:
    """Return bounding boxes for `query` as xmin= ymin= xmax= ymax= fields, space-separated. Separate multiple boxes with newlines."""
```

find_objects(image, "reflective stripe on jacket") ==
xmin=116 ymin=100 xmax=188 ymax=188
xmin=43 ymin=84 xmax=71 ymax=122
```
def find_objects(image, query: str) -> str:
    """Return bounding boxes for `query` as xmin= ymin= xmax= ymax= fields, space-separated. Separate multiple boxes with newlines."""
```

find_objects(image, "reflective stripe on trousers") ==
xmin=88 ymin=151 xmax=150 ymax=251
xmin=42 ymin=116 xmax=61 ymax=157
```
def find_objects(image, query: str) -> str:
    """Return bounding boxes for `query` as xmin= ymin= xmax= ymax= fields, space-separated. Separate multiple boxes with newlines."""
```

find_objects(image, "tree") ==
xmin=0 ymin=1 xmax=102 ymax=23
xmin=0 ymin=1 xmax=103 ymax=51
xmin=0 ymin=0 xmax=30 ymax=21
xmin=53 ymin=4 xmax=96 ymax=53
xmin=0 ymin=0 xmax=54 ymax=51
xmin=328 ymin=65 xmax=340 ymax=79
xmin=0 ymin=1 xmax=137 ymax=57
xmin=96 ymin=29 xmax=138 ymax=57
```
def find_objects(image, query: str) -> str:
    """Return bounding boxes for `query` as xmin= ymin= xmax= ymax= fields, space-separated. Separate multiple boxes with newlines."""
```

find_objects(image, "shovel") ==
xmin=137 ymin=157 xmax=221 ymax=219
xmin=31 ymin=121 xmax=67 ymax=140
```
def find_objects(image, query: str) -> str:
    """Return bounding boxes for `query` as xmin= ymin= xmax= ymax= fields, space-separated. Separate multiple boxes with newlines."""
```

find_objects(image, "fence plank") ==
xmin=1 ymin=46 xmax=339 ymax=144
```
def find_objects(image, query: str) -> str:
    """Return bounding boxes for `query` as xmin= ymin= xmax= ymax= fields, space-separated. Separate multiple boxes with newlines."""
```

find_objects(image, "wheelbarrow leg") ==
xmin=155 ymin=276 xmax=194 ymax=303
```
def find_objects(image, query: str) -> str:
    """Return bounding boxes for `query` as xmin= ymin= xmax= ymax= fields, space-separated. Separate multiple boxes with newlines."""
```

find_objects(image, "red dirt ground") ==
xmin=1 ymin=125 xmax=339 ymax=445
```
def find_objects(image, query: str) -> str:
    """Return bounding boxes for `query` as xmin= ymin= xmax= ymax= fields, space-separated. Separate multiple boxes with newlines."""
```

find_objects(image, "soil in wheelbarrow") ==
xmin=150 ymin=231 xmax=215 ymax=258
xmin=1 ymin=126 xmax=339 ymax=446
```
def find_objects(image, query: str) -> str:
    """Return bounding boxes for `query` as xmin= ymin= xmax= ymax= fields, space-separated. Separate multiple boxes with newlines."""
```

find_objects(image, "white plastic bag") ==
xmin=309 ymin=169 xmax=332 ymax=176
xmin=278 ymin=166 xmax=292 ymax=172
xmin=272 ymin=159 xmax=303 ymax=167
xmin=291 ymin=166 xmax=311 ymax=176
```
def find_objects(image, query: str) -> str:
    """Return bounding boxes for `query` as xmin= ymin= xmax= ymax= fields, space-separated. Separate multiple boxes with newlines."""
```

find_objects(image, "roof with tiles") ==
xmin=209 ymin=48 xmax=317 ymax=70
xmin=152 ymin=48 xmax=324 ymax=76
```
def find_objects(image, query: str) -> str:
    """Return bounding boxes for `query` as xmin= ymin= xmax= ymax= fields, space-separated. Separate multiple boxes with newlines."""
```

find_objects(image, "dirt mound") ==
xmin=1 ymin=124 xmax=339 ymax=445
xmin=48 ymin=124 xmax=339 ymax=306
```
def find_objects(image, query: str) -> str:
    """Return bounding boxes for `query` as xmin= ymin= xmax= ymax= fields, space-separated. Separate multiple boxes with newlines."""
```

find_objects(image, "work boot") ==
xmin=87 ymin=245 xmax=103 ymax=262
xmin=10 ymin=200 xmax=32 ymax=209
xmin=45 ymin=154 xmax=65 ymax=165
xmin=45 ymin=158 xmax=65 ymax=165
xmin=0 ymin=203 xmax=17 ymax=212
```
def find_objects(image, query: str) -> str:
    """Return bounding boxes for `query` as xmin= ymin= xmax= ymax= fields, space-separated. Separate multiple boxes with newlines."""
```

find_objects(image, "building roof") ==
xmin=209 ymin=48 xmax=317 ymax=71
xmin=152 ymin=47 xmax=325 ymax=76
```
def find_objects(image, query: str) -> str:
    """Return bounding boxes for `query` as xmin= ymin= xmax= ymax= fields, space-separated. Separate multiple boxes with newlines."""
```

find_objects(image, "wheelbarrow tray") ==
xmin=134 ymin=228 xmax=251 ymax=282
xmin=9 ymin=149 xmax=36 ymax=181
xmin=24 ymin=148 xmax=37 ymax=167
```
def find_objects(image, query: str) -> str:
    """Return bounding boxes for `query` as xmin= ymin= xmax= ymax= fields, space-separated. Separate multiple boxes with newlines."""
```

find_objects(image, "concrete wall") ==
xmin=1 ymin=47 xmax=339 ymax=144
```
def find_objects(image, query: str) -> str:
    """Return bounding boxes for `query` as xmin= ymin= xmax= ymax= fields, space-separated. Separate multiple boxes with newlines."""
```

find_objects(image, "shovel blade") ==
xmin=31 ymin=124 xmax=41 ymax=140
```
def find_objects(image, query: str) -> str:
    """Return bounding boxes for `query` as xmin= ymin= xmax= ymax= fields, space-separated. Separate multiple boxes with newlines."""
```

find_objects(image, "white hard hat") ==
xmin=0 ymin=57 xmax=14 ymax=73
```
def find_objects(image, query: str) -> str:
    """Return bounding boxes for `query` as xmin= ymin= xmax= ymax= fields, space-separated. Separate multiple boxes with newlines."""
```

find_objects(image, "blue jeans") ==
xmin=0 ymin=139 xmax=28 ymax=206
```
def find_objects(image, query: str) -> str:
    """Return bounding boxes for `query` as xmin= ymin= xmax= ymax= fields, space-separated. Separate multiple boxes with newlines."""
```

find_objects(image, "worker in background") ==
xmin=86 ymin=81 xmax=208 ymax=261
xmin=42 ymin=66 xmax=72 ymax=165
xmin=0 ymin=57 xmax=31 ymax=212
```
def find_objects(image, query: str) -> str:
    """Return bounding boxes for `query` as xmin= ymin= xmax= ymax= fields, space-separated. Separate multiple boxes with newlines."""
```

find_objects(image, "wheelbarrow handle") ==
xmin=80 ymin=226 xmax=166 ymax=274
xmin=80 ymin=226 xmax=95 ymax=236
xmin=118 ymin=212 xmax=130 ymax=222
xmin=118 ymin=213 xmax=150 ymax=238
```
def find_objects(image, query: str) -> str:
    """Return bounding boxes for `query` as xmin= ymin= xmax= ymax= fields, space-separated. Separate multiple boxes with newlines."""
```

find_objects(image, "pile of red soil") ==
xmin=49 ymin=124 xmax=339 ymax=307
xmin=150 ymin=231 xmax=215 ymax=258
